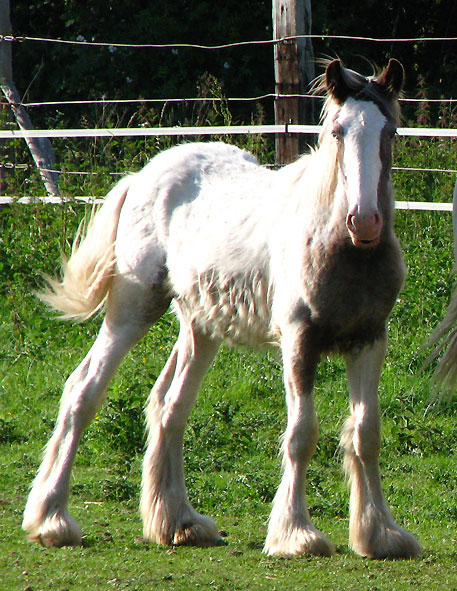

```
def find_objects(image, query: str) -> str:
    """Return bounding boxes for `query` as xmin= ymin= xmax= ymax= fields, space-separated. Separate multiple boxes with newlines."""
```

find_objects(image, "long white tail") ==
xmin=425 ymin=291 xmax=457 ymax=391
xmin=424 ymin=178 xmax=457 ymax=391
xmin=39 ymin=176 xmax=131 ymax=321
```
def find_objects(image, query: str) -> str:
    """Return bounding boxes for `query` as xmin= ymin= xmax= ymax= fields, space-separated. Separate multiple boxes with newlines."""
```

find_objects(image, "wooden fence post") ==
xmin=273 ymin=0 xmax=314 ymax=165
xmin=0 ymin=0 xmax=59 ymax=196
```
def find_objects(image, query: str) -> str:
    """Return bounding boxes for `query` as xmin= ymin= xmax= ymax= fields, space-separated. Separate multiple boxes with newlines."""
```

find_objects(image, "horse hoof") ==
xmin=351 ymin=525 xmax=422 ymax=559
xmin=24 ymin=511 xmax=82 ymax=547
xmin=264 ymin=527 xmax=335 ymax=557
xmin=172 ymin=521 xmax=224 ymax=547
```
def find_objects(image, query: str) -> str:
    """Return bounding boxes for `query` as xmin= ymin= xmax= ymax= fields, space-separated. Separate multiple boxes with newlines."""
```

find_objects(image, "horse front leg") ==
xmin=343 ymin=335 xmax=421 ymax=558
xmin=264 ymin=325 xmax=335 ymax=557
xmin=141 ymin=313 xmax=222 ymax=547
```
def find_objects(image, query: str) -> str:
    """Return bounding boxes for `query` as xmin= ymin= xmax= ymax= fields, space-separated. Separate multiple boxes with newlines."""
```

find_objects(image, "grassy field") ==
xmin=1 ymin=136 xmax=457 ymax=590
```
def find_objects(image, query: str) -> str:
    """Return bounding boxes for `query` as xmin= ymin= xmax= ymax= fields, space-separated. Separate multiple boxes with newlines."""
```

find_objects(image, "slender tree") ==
xmin=1 ymin=0 xmax=59 ymax=195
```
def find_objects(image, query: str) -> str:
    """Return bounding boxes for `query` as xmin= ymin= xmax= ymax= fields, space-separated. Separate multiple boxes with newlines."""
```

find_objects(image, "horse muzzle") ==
xmin=346 ymin=212 xmax=382 ymax=249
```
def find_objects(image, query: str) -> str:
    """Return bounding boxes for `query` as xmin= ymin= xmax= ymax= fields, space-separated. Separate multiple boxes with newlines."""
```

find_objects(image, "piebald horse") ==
xmin=23 ymin=59 xmax=421 ymax=559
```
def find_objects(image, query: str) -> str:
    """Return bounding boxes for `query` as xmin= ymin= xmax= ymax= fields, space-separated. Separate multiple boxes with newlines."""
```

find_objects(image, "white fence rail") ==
xmin=0 ymin=196 xmax=452 ymax=211
xmin=1 ymin=124 xmax=456 ymax=211
xmin=1 ymin=124 xmax=457 ymax=139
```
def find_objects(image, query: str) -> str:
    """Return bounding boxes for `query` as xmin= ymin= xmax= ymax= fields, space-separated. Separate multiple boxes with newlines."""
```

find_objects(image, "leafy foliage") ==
xmin=7 ymin=0 xmax=457 ymax=131
xmin=10 ymin=0 xmax=274 ymax=127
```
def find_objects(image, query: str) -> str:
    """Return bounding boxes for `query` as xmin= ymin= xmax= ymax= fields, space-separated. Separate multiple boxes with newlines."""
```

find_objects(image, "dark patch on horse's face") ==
xmin=325 ymin=59 xmax=403 ymax=126
xmin=376 ymin=121 xmax=397 ymax=231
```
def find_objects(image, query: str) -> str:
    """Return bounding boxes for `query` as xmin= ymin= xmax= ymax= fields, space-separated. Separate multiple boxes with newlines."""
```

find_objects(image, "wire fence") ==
xmin=1 ymin=32 xmax=456 ymax=210
xmin=2 ymin=34 xmax=457 ymax=109
xmin=1 ymin=116 xmax=456 ymax=211
xmin=3 ymin=96 xmax=456 ymax=110
xmin=0 ymin=195 xmax=452 ymax=211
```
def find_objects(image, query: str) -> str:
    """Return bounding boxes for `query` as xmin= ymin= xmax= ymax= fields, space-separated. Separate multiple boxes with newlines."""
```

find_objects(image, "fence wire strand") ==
xmin=5 ymin=96 xmax=456 ymax=110
xmin=7 ymin=34 xmax=457 ymax=49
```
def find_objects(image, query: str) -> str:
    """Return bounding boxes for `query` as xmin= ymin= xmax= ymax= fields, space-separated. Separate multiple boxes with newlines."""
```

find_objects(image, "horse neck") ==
xmin=280 ymin=134 xmax=338 ymax=220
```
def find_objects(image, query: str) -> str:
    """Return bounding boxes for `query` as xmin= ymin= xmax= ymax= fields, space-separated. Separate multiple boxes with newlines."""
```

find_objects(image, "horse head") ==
xmin=324 ymin=59 xmax=404 ymax=249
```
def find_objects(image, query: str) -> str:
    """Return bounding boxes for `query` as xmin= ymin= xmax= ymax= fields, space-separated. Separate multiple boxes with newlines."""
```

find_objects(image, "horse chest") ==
xmin=303 ymin=242 xmax=404 ymax=352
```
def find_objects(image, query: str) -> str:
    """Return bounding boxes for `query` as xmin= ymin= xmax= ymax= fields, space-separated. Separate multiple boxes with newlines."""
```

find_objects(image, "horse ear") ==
xmin=325 ymin=59 xmax=350 ymax=103
xmin=376 ymin=59 xmax=404 ymax=97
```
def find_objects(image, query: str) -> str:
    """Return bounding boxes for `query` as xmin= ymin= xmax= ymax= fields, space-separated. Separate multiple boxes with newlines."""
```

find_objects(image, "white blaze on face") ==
xmin=335 ymin=98 xmax=387 ymax=247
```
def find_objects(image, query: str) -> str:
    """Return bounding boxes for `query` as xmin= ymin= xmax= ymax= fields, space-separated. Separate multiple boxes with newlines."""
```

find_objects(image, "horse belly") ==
xmin=164 ymin=171 xmax=277 ymax=346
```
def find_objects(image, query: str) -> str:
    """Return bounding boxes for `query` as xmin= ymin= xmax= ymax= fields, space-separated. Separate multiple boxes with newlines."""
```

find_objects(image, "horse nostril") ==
xmin=346 ymin=213 xmax=357 ymax=233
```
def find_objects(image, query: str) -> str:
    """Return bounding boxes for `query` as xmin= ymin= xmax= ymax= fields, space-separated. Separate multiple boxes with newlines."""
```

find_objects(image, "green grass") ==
xmin=2 ymin=138 xmax=457 ymax=589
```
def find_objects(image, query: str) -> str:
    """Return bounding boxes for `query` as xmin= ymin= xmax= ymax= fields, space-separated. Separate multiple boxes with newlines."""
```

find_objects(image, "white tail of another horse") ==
xmin=39 ymin=176 xmax=131 ymax=321
xmin=425 ymin=178 xmax=457 ymax=390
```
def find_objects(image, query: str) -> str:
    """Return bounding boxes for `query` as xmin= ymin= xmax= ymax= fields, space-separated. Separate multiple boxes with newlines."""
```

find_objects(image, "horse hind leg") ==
xmin=141 ymin=306 xmax=222 ymax=547
xmin=23 ymin=277 xmax=171 ymax=547
xmin=22 ymin=320 xmax=143 ymax=546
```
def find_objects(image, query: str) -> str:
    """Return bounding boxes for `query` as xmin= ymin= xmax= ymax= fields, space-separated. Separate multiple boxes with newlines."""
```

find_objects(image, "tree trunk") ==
xmin=0 ymin=0 xmax=59 ymax=196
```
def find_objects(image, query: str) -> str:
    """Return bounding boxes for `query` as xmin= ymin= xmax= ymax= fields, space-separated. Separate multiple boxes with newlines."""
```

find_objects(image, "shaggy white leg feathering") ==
xmin=264 ymin=478 xmax=335 ymax=557
xmin=23 ymin=309 xmax=150 ymax=546
xmin=22 ymin=424 xmax=83 ymax=546
xmin=343 ymin=340 xmax=422 ymax=559
xmin=264 ymin=328 xmax=335 ymax=557
xmin=140 ymin=319 xmax=223 ymax=547
xmin=23 ymin=498 xmax=82 ymax=547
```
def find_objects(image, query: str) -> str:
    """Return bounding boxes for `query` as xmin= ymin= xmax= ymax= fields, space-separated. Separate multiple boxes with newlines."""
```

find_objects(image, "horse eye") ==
xmin=331 ymin=123 xmax=344 ymax=141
